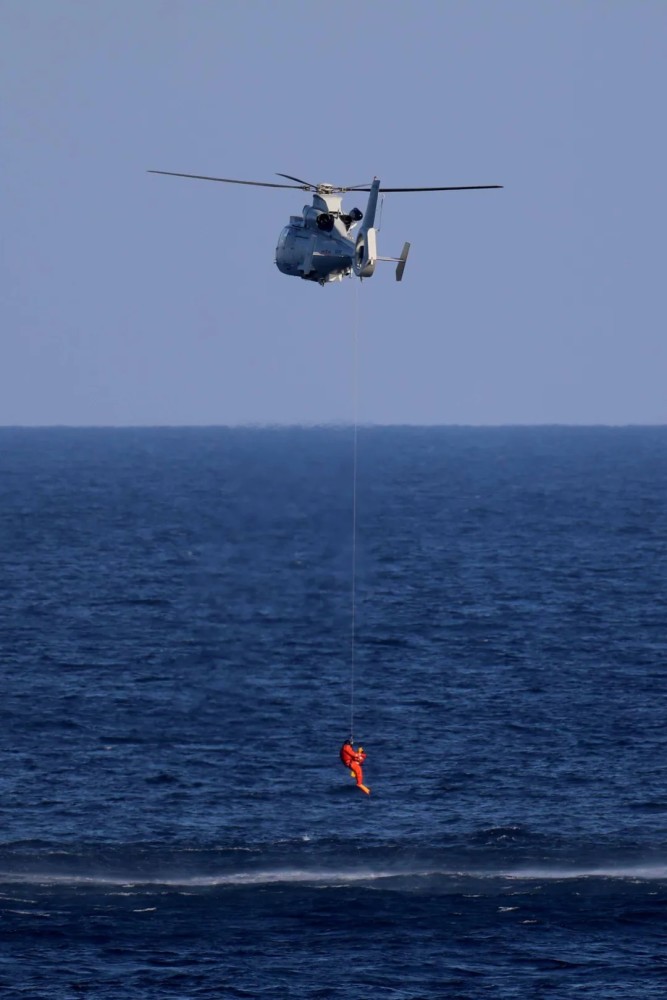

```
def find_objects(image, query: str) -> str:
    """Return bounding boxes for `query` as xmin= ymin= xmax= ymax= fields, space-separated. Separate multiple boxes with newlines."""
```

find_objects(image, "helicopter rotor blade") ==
xmin=277 ymin=174 xmax=372 ymax=193
xmin=147 ymin=170 xmax=310 ymax=189
xmin=373 ymin=184 xmax=503 ymax=192
xmin=275 ymin=172 xmax=317 ymax=188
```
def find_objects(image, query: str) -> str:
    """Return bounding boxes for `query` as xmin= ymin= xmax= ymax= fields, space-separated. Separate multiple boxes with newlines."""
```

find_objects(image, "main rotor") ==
xmin=147 ymin=170 xmax=503 ymax=195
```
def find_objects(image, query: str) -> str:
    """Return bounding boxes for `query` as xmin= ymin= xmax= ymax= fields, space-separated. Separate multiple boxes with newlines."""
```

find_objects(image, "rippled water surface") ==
xmin=1 ymin=426 xmax=666 ymax=998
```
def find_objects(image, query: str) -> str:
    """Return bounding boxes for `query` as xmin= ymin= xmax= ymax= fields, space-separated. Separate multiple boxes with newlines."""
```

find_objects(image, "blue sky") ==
xmin=3 ymin=0 xmax=666 ymax=425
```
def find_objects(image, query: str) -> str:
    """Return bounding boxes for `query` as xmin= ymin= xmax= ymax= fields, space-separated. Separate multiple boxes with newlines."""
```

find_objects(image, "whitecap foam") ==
xmin=0 ymin=863 xmax=665 ymax=888
xmin=498 ymin=865 xmax=667 ymax=880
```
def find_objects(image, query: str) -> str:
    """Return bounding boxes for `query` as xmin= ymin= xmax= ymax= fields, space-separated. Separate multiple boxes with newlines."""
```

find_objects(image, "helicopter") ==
xmin=148 ymin=170 xmax=502 ymax=285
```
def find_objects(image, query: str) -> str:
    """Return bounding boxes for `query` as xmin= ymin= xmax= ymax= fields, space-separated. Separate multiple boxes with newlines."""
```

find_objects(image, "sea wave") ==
xmin=1 ymin=862 xmax=666 ymax=889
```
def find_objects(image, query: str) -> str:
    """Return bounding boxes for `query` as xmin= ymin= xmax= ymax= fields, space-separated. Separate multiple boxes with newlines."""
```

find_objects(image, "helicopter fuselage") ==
xmin=274 ymin=191 xmax=359 ymax=284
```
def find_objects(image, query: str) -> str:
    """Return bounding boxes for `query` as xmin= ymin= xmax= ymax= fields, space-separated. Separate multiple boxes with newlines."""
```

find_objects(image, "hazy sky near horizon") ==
xmin=3 ymin=0 xmax=666 ymax=426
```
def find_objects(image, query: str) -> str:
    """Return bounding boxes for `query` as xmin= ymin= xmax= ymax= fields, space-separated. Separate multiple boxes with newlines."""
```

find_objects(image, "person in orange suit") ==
xmin=340 ymin=739 xmax=370 ymax=794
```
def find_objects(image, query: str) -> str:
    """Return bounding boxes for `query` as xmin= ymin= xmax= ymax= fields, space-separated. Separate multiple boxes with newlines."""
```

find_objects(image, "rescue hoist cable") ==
xmin=350 ymin=280 xmax=360 ymax=743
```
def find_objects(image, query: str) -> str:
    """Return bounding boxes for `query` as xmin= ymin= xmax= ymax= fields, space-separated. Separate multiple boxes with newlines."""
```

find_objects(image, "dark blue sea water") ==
xmin=1 ymin=426 xmax=666 ymax=998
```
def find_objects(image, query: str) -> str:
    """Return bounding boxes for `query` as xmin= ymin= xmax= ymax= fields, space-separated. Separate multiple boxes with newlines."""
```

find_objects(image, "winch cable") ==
xmin=349 ymin=279 xmax=360 ymax=743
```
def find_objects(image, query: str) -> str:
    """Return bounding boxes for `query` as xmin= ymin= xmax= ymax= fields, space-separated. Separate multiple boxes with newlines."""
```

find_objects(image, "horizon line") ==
xmin=1 ymin=422 xmax=666 ymax=431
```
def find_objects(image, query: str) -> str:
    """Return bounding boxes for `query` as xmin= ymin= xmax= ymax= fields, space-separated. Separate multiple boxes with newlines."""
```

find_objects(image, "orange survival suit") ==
xmin=340 ymin=741 xmax=369 ymax=794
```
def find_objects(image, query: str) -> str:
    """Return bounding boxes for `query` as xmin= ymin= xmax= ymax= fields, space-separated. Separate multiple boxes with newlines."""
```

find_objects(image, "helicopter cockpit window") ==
xmin=277 ymin=227 xmax=290 ymax=248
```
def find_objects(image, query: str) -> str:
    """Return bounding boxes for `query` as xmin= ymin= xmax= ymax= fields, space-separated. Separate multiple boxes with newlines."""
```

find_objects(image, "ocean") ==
xmin=1 ymin=425 xmax=666 ymax=998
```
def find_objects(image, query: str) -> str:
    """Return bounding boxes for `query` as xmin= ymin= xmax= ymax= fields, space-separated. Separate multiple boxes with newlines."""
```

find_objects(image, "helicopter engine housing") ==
xmin=302 ymin=206 xmax=335 ymax=232
xmin=316 ymin=212 xmax=335 ymax=232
